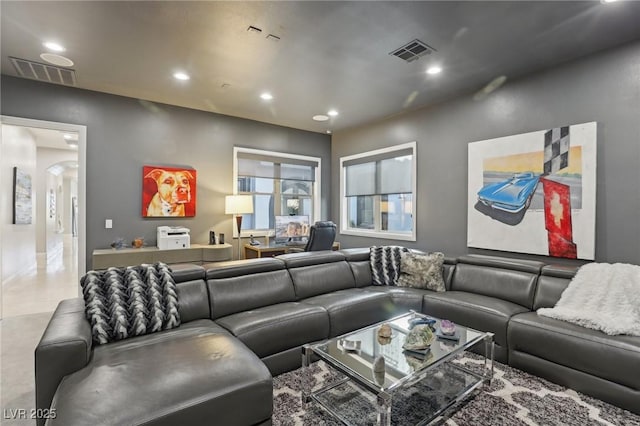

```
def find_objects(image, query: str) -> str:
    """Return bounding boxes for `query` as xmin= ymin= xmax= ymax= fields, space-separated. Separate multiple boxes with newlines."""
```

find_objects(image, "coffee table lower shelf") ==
xmin=306 ymin=361 xmax=485 ymax=426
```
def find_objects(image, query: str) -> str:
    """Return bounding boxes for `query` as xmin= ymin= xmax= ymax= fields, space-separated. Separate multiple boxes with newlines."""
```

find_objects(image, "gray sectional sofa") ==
xmin=35 ymin=249 xmax=640 ymax=425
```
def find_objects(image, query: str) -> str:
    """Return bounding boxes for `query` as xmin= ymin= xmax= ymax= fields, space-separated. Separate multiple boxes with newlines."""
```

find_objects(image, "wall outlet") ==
xmin=105 ymin=219 xmax=113 ymax=229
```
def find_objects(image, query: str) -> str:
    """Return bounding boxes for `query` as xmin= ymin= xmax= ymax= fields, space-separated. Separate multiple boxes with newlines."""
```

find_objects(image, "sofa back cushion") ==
xmin=206 ymin=258 xmax=296 ymax=319
xmin=172 ymin=264 xmax=210 ymax=322
xmin=451 ymin=255 xmax=544 ymax=309
xmin=443 ymin=258 xmax=457 ymax=291
xmin=341 ymin=248 xmax=372 ymax=288
xmin=280 ymin=251 xmax=356 ymax=299
xmin=533 ymin=265 xmax=577 ymax=310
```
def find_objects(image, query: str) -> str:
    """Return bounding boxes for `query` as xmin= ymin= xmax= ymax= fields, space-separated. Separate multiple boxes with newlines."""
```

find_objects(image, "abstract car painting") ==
xmin=142 ymin=165 xmax=197 ymax=217
xmin=467 ymin=122 xmax=596 ymax=259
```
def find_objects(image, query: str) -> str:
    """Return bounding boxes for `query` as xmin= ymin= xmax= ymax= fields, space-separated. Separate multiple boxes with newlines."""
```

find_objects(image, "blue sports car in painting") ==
xmin=477 ymin=172 xmax=540 ymax=213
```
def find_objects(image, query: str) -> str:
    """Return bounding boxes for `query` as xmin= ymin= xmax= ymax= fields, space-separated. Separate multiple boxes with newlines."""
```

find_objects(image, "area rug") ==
xmin=272 ymin=356 xmax=640 ymax=426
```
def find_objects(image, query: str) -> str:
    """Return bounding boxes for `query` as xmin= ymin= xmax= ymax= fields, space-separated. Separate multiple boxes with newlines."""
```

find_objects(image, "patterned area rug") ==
xmin=273 ymin=356 xmax=640 ymax=426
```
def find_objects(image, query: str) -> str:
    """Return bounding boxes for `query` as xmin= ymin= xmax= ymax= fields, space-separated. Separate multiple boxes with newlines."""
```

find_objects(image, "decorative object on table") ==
xmin=372 ymin=355 xmax=386 ymax=386
xmin=131 ymin=237 xmax=145 ymax=248
xmin=440 ymin=319 xmax=456 ymax=335
xmin=249 ymin=234 xmax=261 ymax=246
xmin=403 ymin=324 xmax=435 ymax=351
xmin=468 ymin=122 xmax=596 ymax=259
xmin=81 ymin=262 xmax=179 ymax=345
xmin=409 ymin=316 xmax=436 ymax=331
xmin=156 ymin=226 xmax=190 ymax=249
xmin=436 ymin=330 xmax=461 ymax=342
xmin=219 ymin=233 xmax=225 ymax=244
xmin=225 ymin=194 xmax=254 ymax=260
xmin=142 ymin=165 xmax=196 ymax=217
xmin=12 ymin=167 xmax=33 ymax=225
xmin=397 ymin=251 xmax=446 ymax=291
xmin=338 ymin=339 xmax=361 ymax=352
xmin=110 ymin=238 xmax=128 ymax=250
xmin=377 ymin=323 xmax=393 ymax=345
xmin=370 ymin=245 xmax=410 ymax=286
xmin=209 ymin=229 xmax=216 ymax=245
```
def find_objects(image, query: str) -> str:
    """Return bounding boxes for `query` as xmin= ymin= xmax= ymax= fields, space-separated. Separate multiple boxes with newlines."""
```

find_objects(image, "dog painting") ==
xmin=142 ymin=166 xmax=197 ymax=217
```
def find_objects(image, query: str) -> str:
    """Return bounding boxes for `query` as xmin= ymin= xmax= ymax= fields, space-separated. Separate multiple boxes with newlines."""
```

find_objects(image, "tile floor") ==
xmin=1 ymin=236 xmax=79 ymax=426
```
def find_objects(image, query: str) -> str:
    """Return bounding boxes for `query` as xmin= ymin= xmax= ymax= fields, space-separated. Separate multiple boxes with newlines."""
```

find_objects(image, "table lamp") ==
xmin=225 ymin=195 xmax=254 ymax=259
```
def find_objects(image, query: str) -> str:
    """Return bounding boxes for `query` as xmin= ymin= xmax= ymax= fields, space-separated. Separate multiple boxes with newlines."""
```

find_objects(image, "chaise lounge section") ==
xmin=35 ymin=249 xmax=640 ymax=425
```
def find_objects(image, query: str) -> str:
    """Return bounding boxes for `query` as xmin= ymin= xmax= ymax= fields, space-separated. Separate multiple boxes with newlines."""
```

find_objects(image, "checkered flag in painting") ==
xmin=543 ymin=126 xmax=570 ymax=175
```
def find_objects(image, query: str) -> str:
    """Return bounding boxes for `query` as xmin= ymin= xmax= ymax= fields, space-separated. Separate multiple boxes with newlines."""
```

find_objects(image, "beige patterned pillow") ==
xmin=397 ymin=252 xmax=446 ymax=292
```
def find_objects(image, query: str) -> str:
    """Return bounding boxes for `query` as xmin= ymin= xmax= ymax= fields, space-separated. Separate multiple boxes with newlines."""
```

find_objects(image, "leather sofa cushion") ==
xmin=207 ymin=269 xmax=296 ymax=319
xmin=47 ymin=320 xmax=272 ymax=426
xmin=509 ymin=312 xmax=640 ymax=391
xmin=176 ymin=279 xmax=210 ymax=322
xmin=302 ymin=289 xmax=395 ymax=337
xmin=363 ymin=285 xmax=428 ymax=313
xmin=423 ymin=291 xmax=530 ymax=349
xmin=349 ymin=260 xmax=373 ymax=288
xmin=215 ymin=303 xmax=329 ymax=358
xmin=532 ymin=265 xmax=577 ymax=310
xmin=451 ymin=261 xmax=539 ymax=309
xmin=170 ymin=263 xmax=206 ymax=282
xmin=288 ymin=261 xmax=356 ymax=299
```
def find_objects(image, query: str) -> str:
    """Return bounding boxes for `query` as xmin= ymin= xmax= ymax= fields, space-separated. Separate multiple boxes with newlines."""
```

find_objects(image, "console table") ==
xmin=244 ymin=242 xmax=340 ymax=259
xmin=92 ymin=243 xmax=233 ymax=269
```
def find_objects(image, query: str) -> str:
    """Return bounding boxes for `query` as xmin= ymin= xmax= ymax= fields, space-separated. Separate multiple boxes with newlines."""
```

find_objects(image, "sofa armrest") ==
xmin=35 ymin=298 xmax=92 ymax=426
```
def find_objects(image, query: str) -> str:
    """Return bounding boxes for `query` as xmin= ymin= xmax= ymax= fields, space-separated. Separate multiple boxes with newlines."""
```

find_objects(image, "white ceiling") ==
xmin=27 ymin=127 xmax=77 ymax=151
xmin=2 ymin=1 xmax=640 ymax=134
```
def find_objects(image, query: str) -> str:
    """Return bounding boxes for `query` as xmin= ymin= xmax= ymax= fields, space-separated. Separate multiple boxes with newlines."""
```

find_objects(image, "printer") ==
xmin=157 ymin=226 xmax=190 ymax=250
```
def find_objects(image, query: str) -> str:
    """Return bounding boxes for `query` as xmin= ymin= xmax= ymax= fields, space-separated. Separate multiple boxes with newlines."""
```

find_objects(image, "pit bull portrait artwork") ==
xmin=142 ymin=166 xmax=197 ymax=217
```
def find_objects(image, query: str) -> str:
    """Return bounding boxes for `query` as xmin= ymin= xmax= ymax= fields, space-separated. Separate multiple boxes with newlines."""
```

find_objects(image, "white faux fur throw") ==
xmin=538 ymin=263 xmax=640 ymax=336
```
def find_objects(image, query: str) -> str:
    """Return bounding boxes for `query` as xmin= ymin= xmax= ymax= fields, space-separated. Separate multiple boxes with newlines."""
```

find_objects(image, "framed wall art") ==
xmin=142 ymin=165 xmax=197 ymax=217
xmin=467 ymin=122 xmax=596 ymax=259
xmin=13 ymin=167 xmax=33 ymax=225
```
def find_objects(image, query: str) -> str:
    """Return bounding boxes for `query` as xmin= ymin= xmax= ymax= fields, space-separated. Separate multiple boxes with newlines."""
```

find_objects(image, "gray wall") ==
xmin=1 ymin=76 xmax=331 ymax=270
xmin=332 ymin=40 xmax=640 ymax=265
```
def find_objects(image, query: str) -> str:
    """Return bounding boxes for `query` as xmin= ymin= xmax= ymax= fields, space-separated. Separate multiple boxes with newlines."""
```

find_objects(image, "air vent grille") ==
xmin=390 ymin=39 xmax=436 ymax=63
xmin=10 ymin=57 xmax=77 ymax=86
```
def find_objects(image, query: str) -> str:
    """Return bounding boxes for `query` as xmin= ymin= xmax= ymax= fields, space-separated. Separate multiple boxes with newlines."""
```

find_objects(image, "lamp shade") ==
xmin=225 ymin=195 xmax=254 ymax=214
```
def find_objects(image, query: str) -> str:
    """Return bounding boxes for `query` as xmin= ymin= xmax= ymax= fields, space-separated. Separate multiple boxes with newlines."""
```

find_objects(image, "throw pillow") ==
xmin=370 ymin=246 xmax=410 ymax=286
xmin=81 ymin=262 xmax=180 ymax=345
xmin=397 ymin=251 xmax=446 ymax=292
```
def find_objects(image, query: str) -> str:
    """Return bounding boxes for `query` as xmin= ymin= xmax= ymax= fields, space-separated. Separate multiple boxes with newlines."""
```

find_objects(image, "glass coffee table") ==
xmin=301 ymin=312 xmax=494 ymax=425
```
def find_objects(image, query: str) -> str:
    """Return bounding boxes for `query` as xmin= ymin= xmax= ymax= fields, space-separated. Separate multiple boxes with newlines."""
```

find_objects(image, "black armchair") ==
xmin=289 ymin=221 xmax=336 ymax=252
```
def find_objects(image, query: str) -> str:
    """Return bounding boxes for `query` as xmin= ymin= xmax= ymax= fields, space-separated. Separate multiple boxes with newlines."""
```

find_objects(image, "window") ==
xmin=233 ymin=147 xmax=321 ymax=236
xmin=340 ymin=142 xmax=416 ymax=241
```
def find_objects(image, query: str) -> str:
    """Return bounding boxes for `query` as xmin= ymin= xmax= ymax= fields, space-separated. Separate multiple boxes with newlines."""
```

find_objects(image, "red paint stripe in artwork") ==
xmin=541 ymin=177 xmax=577 ymax=259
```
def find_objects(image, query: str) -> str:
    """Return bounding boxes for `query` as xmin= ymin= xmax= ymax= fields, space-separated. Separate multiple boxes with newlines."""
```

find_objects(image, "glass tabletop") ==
xmin=310 ymin=312 xmax=487 ymax=393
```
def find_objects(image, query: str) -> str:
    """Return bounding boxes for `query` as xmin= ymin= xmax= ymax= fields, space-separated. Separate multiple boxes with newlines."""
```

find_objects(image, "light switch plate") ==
xmin=105 ymin=219 xmax=113 ymax=229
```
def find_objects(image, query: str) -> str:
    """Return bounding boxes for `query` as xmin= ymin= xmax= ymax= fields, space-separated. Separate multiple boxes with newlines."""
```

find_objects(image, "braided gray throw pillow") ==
xmin=81 ymin=262 xmax=180 ymax=345
xmin=370 ymin=246 xmax=410 ymax=286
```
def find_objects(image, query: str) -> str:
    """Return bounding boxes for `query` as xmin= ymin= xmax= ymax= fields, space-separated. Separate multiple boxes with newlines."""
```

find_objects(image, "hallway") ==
xmin=2 ymin=234 xmax=78 ymax=318
xmin=1 ymin=235 xmax=78 ymax=425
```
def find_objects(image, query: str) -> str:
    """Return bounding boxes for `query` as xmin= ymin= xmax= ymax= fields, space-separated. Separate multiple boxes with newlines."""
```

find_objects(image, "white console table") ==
xmin=92 ymin=243 xmax=233 ymax=269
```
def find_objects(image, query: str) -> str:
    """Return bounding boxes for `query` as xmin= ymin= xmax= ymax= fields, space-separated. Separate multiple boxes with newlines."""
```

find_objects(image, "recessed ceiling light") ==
xmin=40 ymin=53 xmax=74 ymax=67
xmin=260 ymin=92 xmax=273 ymax=100
xmin=426 ymin=66 xmax=442 ymax=75
xmin=601 ymin=0 xmax=617 ymax=3
xmin=326 ymin=130 xmax=332 ymax=134
xmin=43 ymin=41 xmax=65 ymax=52
xmin=173 ymin=72 xmax=190 ymax=81
xmin=327 ymin=110 xmax=339 ymax=117
xmin=313 ymin=115 xmax=329 ymax=122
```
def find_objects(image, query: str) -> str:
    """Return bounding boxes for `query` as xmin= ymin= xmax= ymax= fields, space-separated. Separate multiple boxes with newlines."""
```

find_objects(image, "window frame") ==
xmin=232 ymin=146 xmax=321 ymax=238
xmin=340 ymin=141 xmax=417 ymax=241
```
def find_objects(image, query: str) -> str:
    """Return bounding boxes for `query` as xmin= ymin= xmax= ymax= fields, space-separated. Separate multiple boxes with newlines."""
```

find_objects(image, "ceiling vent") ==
xmin=10 ymin=57 xmax=77 ymax=86
xmin=389 ymin=39 xmax=436 ymax=63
